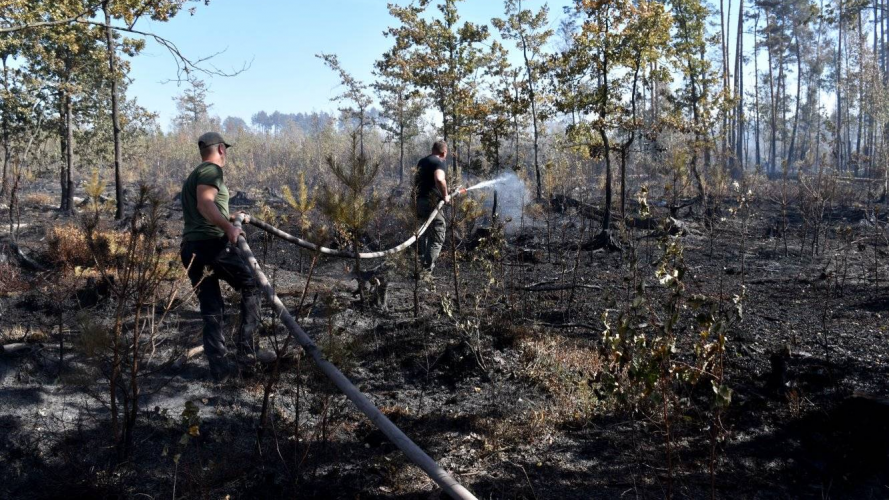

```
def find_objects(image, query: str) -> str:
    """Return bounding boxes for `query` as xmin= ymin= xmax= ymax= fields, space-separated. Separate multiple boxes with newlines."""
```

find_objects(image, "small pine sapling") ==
xmin=282 ymin=171 xmax=318 ymax=274
xmin=320 ymin=133 xmax=381 ymax=307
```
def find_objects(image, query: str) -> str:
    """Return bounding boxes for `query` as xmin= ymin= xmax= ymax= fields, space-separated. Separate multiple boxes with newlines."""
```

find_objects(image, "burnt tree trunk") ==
xmin=766 ymin=9 xmax=777 ymax=174
xmin=104 ymin=4 xmax=125 ymax=219
xmin=837 ymin=0 xmax=845 ymax=171
xmin=786 ymin=37 xmax=802 ymax=169
xmin=59 ymin=89 xmax=68 ymax=212
xmin=399 ymin=121 xmax=405 ymax=185
xmin=520 ymin=31 xmax=543 ymax=200
xmin=754 ymin=11 xmax=762 ymax=168
xmin=0 ymin=55 xmax=9 ymax=199
xmin=64 ymin=88 xmax=74 ymax=214
xmin=732 ymin=0 xmax=744 ymax=178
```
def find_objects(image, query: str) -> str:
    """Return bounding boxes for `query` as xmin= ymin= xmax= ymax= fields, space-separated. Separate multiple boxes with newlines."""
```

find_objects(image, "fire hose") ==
xmin=230 ymin=191 xmax=477 ymax=500
xmin=241 ymin=190 xmax=465 ymax=259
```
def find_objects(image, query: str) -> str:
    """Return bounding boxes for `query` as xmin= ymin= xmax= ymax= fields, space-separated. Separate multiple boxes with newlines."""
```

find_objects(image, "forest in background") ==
xmin=2 ymin=0 xmax=888 ymax=218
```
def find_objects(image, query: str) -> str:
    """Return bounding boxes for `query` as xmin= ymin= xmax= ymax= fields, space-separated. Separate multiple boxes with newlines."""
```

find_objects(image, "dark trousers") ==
xmin=180 ymin=237 xmax=261 ymax=367
xmin=416 ymin=197 xmax=446 ymax=271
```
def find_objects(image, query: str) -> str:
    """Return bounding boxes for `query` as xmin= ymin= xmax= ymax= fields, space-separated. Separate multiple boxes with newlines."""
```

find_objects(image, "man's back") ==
xmin=181 ymin=162 xmax=230 ymax=241
xmin=414 ymin=154 xmax=446 ymax=202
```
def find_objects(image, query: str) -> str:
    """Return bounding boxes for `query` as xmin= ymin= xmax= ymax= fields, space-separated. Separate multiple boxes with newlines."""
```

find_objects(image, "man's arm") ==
xmin=434 ymin=169 xmax=451 ymax=204
xmin=197 ymin=184 xmax=242 ymax=244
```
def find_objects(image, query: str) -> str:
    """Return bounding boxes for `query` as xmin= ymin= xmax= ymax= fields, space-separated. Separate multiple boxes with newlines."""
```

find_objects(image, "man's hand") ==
xmin=444 ymin=194 xmax=452 ymax=205
xmin=197 ymin=185 xmax=243 ymax=244
xmin=224 ymin=223 xmax=244 ymax=245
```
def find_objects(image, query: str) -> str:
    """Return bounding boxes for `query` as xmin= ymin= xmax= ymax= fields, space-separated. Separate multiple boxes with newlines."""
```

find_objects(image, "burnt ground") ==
xmin=1 ymin=184 xmax=889 ymax=499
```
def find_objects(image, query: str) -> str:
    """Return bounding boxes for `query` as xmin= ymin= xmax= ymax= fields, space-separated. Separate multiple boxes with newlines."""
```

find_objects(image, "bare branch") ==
xmin=77 ymin=20 xmax=251 ymax=82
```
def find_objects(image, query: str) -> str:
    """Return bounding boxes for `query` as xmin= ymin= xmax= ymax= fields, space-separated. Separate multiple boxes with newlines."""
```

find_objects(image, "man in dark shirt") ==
xmin=180 ymin=132 xmax=270 ymax=382
xmin=414 ymin=140 xmax=452 ymax=273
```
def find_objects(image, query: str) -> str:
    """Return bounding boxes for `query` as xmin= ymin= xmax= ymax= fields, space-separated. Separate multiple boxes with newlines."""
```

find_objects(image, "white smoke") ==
xmin=464 ymin=171 xmax=529 ymax=231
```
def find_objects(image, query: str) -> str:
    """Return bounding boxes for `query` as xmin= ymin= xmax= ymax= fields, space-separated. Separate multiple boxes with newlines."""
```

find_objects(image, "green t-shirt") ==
xmin=181 ymin=162 xmax=230 ymax=241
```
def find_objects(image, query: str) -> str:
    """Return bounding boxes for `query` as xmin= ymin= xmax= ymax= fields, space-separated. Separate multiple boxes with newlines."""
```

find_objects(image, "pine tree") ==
xmin=373 ymin=72 xmax=425 ymax=184
xmin=317 ymin=53 xmax=373 ymax=157
xmin=493 ymin=0 xmax=553 ymax=200
xmin=382 ymin=0 xmax=491 ymax=174
xmin=173 ymin=77 xmax=212 ymax=131
xmin=321 ymin=133 xmax=381 ymax=307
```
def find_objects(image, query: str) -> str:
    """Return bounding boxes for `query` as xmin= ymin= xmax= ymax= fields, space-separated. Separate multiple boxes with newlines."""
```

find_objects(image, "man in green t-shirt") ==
xmin=180 ymin=132 xmax=270 ymax=382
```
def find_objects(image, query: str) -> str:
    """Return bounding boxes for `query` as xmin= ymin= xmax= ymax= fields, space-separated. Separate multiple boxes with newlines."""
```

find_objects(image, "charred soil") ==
xmin=1 ymin=188 xmax=888 ymax=499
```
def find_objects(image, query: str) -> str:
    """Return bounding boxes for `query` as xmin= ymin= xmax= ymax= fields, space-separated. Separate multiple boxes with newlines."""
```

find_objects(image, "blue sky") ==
xmin=125 ymin=0 xmax=563 ymax=129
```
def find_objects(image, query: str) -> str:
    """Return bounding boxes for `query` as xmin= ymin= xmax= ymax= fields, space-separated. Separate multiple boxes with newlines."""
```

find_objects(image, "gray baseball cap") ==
xmin=198 ymin=131 xmax=232 ymax=149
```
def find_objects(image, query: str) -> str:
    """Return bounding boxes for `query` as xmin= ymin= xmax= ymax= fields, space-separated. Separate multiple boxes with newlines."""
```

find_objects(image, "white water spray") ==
xmin=460 ymin=171 xmax=529 ymax=231
xmin=464 ymin=172 xmax=515 ymax=192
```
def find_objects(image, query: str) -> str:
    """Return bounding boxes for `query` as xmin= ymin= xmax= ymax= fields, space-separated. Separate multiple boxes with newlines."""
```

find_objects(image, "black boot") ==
xmin=208 ymin=355 xmax=235 ymax=383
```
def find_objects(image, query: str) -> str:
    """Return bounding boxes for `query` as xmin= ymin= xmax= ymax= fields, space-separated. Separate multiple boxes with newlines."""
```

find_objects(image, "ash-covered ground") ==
xmin=1 ymin=183 xmax=888 ymax=499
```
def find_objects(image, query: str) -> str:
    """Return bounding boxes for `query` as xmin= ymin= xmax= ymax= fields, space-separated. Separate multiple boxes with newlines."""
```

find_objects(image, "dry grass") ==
xmin=521 ymin=334 xmax=605 ymax=425
xmin=46 ymin=224 xmax=127 ymax=269
xmin=0 ymin=324 xmax=47 ymax=343
xmin=0 ymin=263 xmax=31 ymax=295
xmin=47 ymin=224 xmax=93 ymax=267
xmin=22 ymin=192 xmax=53 ymax=207
xmin=158 ymin=250 xmax=187 ymax=281
xmin=473 ymin=409 xmax=554 ymax=456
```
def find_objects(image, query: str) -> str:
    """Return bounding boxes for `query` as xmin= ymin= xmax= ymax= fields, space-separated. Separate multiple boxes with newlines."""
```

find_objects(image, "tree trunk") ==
xmin=0 ymin=129 xmax=7 ymax=200
xmin=855 ymin=10 xmax=864 ymax=177
xmin=837 ymin=0 xmax=845 ymax=171
xmin=520 ymin=32 xmax=542 ymax=200
xmin=754 ymin=12 xmax=762 ymax=169
xmin=399 ymin=126 xmax=405 ymax=185
xmin=0 ymin=55 xmax=9 ymax=199
xmin=874 ymin=0 xmax=886 ymax=76
xmin=870 ymin=0 xmax=879 ymax=177
xmin=59 ymin=90 xmax=68 ymax=212
xmin=786 ymin=38 xmax=802 ymax=169
xmin=512 ymin=71 xmax=520 ymax=171
xmin=592 ymin=34 xmax=618 ymax=251
xmin=621 ymin=65 xmax=641 ymax=221
xmin=814 ymin=99 xmax=823 ymax=172
xmin=880 ymin=0 xmax=889 ymax=83
xmin=701 ymin=45 xmax=712 ymax=170
xmin=719 ymin=0 xmax=730 ymax=172
xmin=105 ymin=4 xmax=124 ymax=219
xmin=733 ymin=0 xmax=744 ymax=178
xmin=688 ymin=57 xmax=707 ymax=208
xmin=65 ymin=90 xmax=74 ymax=214
xmin=777 ymin=40 xmax=787 ymax=170
xmin=599 ymin=130 xmax=613 ymax=232
xmin=766 ymin=11 xmax=777 ymax=175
